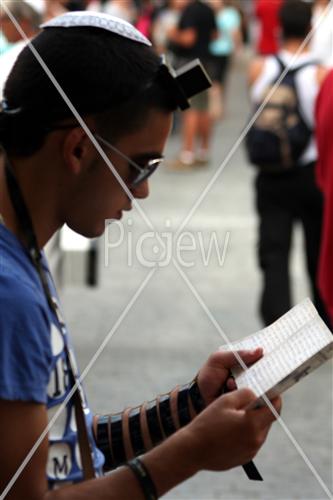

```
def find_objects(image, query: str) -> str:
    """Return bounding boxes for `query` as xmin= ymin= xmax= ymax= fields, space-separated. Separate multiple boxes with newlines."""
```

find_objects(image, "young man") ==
xmin=167 ymin=0 xmax=217 ymax=167
xmin=248 ymin=0 xmax=329 ymax=326
xmin=0 ymin=12 xmax=281 ymax=499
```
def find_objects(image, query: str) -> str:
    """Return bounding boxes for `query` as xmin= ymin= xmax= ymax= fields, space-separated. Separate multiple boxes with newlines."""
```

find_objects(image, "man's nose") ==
xmin=131 ymin=179 xmax=149 ymax=199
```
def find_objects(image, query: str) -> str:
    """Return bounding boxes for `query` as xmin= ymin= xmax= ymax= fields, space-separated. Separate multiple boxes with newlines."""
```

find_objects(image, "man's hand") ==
xmin=196 ymin=348 xmax=263 ymax=405
xmin=184 ymin=388 xmax=282 ymax=472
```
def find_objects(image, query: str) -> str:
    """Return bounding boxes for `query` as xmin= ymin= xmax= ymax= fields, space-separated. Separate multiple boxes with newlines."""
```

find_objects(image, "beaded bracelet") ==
xmin=127 ymin=457 xmax=158 ymax=500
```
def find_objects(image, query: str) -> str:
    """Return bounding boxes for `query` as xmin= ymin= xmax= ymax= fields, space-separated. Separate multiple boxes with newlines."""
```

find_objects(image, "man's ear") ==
xmin=62 ymin=127 xmax=94 ymax=175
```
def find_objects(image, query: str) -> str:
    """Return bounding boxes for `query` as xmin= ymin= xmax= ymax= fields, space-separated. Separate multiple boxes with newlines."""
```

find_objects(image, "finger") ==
xmin=226 ymin=377 xmax=237 ymax=392
xmin=261 ymin=396 xmax=282 ymax=418
xmin=266 ymin=396 xmax=282 ymax=416
xmin=249 ymin=396 xmax=282 ymax=425
xmin=222 ymin=387 xmax=257 ymax=409
xmin=213 ymin=348 xmax=263 ymax=372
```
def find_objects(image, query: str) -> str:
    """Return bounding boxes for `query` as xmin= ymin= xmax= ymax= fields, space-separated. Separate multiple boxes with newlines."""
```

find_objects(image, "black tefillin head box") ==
xmin=175 ymin=59 xmax=212 ymax=102
xmin=157 ymin=57 xmax=212 ymax=111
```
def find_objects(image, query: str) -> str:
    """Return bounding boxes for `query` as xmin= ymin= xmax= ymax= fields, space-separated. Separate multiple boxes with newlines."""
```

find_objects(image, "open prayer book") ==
xmin=221 ymin=298 xmax=333 ymax=409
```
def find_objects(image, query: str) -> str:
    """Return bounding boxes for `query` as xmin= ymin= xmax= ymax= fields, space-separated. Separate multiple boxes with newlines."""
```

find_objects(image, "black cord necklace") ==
xmin=4 ymin=156 xmax=96 ymax=480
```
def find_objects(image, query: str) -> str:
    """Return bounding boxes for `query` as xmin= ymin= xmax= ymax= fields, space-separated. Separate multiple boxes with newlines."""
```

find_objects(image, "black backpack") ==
xmin=245 ymin=56 xmax=315 ymax=173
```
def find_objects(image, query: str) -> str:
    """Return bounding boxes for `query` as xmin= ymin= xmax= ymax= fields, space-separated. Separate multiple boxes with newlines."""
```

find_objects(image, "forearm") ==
xmin=44 ymin=427 xmax=198 ymax=500
xmin=167 ymin=28 xmax=196 ymax=48
xmin=93 ymin=381 xmax=204 ymax=470
xmin=44 ymin=466 xmax=144 ymax=500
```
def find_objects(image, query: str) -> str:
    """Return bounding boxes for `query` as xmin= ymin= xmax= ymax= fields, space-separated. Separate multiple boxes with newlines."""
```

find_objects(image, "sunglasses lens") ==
xmin=130 ymin=159 xmax=163 ymax=187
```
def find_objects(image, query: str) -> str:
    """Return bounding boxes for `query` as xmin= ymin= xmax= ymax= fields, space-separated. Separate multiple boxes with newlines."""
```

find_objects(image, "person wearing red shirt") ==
xmin=255 ymin=0 xmax=283 ymax=55
xmin=315 ymin=69 xmax=333 ymax=328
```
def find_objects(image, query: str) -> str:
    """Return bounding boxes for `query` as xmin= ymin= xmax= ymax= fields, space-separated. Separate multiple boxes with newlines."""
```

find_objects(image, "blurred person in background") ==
xmin=236 ymin=0 xmax=251 ymax=47
xmin=44 ymin=0 xmax=89 ymax=18
xmin=310 ymin=0 xmax=333 ymax=66
xmin=248 ymin=0 xmax=329 ymax=326
xmin=66 ymin=0 xmax=89 ymax=10
xmin=136 ymin=0 xmax=163 ymax=41
xmin=0 ymin=32 xmax=12 ymax=56
xmin=254 ymin=0 xmax=283 ymax=55
xmin=208 ymin=0 xmax=242 ymax=120
xmin=167 ymin=0 xmax=217 ymax=168
xmin=43 ymin=0 xmax=69 ymax=22
xmin=87 ymin=0 xmax=136 ymax=23
xmin=0 ymin=0 xmax=42 ymax=99
xmin=152 ymin=0 xmax=188 ymax=55
xmin=315 ymin=69 xmax=333 ymax=328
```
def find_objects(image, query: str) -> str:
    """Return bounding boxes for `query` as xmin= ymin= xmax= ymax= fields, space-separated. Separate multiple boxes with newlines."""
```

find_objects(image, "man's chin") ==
xmin=67 ymin=215 xmax=123 ymax=238
xmin=68 ymin=224 xmax=104 ymax=240
xmin=89 ymin=225 xmax=106 ymax=239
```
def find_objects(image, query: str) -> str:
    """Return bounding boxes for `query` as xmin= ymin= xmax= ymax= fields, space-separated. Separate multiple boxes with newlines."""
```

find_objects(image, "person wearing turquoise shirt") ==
xmin=208 ymin=0 xmax=242 ymax=119
xmin=0 ymin=33 xmax=12 ymax=56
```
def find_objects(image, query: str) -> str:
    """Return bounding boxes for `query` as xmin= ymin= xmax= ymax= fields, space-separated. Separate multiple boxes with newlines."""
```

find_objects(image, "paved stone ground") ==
xmin=61 ymin=53 xmax=332 ymax=500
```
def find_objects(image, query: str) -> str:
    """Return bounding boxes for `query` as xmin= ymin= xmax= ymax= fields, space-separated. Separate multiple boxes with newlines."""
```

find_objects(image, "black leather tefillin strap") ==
xmin=4 ymin=157 xmax=96 ymax=480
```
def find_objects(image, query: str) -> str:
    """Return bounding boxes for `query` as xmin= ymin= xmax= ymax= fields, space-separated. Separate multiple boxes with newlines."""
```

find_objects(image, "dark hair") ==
xmin=279 ymin=0 xmax=312 ymax=40
xmin=0 ymin=27 xmax=177 ymax=156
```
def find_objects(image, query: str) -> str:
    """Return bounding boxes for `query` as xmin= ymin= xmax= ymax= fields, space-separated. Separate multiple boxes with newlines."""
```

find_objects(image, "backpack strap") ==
xmin=274 ymin=54 xmax=319 ymax=76
xmin=292 ymin=60 xmax=319 ymax=73
xmin=274 ymin=55 xmax=286 ymax=73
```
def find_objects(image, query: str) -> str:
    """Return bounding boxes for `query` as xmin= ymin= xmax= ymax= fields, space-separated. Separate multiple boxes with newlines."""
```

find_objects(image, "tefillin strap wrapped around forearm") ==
xmin=96 ymin=383 xmax=200 ymax=471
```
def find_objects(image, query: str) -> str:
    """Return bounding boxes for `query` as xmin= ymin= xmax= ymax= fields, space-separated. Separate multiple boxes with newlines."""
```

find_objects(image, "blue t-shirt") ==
xmin=0 ymin=224 xmax=104 ymax=487
xmin=210 ymin=7 xmax=241 ymax=56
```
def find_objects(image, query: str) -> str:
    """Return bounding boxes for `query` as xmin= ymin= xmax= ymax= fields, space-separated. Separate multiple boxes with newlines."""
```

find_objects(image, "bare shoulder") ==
xmin=248 ymin=57 xmax=266 ymax=86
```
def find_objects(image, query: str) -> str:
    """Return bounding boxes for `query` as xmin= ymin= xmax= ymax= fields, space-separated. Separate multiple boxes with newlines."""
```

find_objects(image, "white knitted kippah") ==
xmin=41 ymin=11 xmax=152 ymax=47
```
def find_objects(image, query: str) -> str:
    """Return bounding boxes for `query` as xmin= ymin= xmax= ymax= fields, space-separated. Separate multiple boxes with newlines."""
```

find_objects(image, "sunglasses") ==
xmin=45 ymin=123 xmax=164 ymax=188
xmin=94 ymin=134 xmax=164 ymax=188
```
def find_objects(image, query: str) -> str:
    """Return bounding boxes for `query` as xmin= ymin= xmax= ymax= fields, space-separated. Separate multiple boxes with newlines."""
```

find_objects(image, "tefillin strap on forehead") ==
xmin=155 ymin=57 xmax=212 ymax=111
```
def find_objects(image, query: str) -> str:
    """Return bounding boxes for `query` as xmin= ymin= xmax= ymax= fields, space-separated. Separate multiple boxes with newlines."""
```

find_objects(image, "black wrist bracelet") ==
xmin=127 ymin=457 xmax=158 ymax=500
xmin=145 ymin=400 xmax=163 ymax=446
xmin=96 ymin=415 xmax=115 ymax=471
xmin=110 ymin=413 xmax=127 ymax=466
xmin=177 ymin=384 xmax=192 ymax=427
xmin=128 ymin=407 xmax=146 ymax=456
xmin=188 ymin=378 xmax=206 ymax=414
xmin=158 ymin=394 xmax=176 ymax=437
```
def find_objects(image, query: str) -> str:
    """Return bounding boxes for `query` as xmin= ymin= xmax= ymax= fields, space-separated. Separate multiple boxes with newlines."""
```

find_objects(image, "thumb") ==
xmin=214 ymin=348 xmax=263 ymax=371
xmin=223 ymin=387 xmax=257 ymax=410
